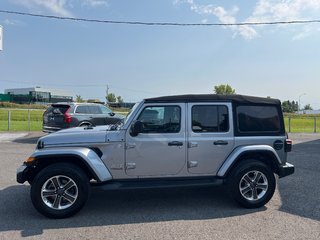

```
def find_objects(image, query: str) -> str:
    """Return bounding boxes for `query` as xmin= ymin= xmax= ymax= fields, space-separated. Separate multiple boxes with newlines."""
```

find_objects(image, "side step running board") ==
xmin=92 ymin=178 xmax=224 ymax=190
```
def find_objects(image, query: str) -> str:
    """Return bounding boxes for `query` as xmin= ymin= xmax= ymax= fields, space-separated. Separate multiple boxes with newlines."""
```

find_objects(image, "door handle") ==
xmin=214 ymin=140 xmax=228 ymax=146
xmin=168 ymin=141 xmax=183 ymax=146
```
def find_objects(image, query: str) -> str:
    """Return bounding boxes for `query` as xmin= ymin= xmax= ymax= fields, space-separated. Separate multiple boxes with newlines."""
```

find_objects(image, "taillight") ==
xmin=64 ymin=107 xmax=72 ymax=123
xmin=285 ymin=139 xmax=292 ymax=152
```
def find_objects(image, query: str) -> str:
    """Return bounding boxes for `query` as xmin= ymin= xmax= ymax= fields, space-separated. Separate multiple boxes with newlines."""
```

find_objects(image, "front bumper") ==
xmin=278 ymin=162 xmax=295 ymax=178
xmin=16 ymin=164 xmax=29 ymax=184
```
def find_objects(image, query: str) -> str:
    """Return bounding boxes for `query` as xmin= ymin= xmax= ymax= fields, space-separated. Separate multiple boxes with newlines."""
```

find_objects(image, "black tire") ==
xmin=227 ymin=160 xmax=276 ymax=208
xmin=31 ymin=163 xmax=90 ymax=218
xmin=79 ymin=122 xmax=93 ymax=127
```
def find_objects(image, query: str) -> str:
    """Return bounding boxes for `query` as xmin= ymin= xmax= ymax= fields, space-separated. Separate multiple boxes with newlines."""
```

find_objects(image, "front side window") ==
xmin=237 ymin=105 xmax=280 ymax=133
xmin=137 ymin=106 xmax=181 ymax=133
xmin=100 ymin=105 xmax=113 ymax=114
xmin=88 ymin=105 xmax=102 ymax=114
xmin=192 ymin=105 xmax=229 ymax=132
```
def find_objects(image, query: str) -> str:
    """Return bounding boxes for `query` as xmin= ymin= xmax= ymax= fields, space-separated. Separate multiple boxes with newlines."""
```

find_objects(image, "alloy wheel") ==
xmin=41 ymin=175 xmax=78 ymax=210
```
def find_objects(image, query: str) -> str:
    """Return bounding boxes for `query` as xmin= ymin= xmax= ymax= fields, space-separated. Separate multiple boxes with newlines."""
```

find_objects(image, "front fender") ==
xmin=217 ymin=145 xmax=282 ymax=177
xmin=30 ymin=147 xmax=112 ymax=182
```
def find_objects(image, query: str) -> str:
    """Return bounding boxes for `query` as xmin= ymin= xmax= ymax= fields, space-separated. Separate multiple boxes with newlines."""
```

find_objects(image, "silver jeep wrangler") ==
xmin=17 ymin=94 xmax=294 ymax=218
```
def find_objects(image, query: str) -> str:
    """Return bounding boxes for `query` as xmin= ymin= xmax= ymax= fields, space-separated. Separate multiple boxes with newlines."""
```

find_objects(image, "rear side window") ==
xmin=75 ymin=106 xmax=89 ymax=114
xmin=192 ymin=105 xmax=229 ymax=132
xmin=236 ymin=105 xmax=281 ymax=133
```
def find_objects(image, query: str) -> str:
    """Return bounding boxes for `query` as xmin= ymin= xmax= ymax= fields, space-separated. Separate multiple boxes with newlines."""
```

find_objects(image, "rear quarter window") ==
xmin=236 ymin=105 xmax=282 ymax=134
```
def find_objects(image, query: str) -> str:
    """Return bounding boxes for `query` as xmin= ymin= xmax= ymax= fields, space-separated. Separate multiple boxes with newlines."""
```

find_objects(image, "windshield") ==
xmin=107 ymin=102 xmax=140 ymax=131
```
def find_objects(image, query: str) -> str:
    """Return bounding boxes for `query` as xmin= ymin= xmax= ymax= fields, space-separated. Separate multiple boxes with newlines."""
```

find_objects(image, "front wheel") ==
xmin=31 ymin=163 xmax=90 ymax=218
xmin=227 ymin=160 xmax=276 ymax=208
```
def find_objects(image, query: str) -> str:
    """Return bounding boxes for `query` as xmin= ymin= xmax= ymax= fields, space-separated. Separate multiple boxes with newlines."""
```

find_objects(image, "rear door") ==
xmin=43 ymin=104 xmax=70 ymax=127
xmin=87 ymin=105 xmax=106 ymax=126
xmin=187 ymin=103 xmax=235 ymax=175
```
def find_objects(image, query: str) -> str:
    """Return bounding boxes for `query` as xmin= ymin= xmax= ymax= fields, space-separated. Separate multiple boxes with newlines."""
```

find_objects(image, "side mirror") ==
xmin=109 ymin=112 xmax=115 ymax=116
xmin=130 ymin=120 xmax=143 ymax=137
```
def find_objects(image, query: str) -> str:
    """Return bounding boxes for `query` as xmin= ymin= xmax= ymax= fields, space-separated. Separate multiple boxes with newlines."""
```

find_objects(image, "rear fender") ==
xmin=217 ymin=145 xmax=282 ymax=177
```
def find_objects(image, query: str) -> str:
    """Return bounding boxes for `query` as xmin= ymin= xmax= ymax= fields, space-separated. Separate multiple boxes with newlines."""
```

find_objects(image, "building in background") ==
xmin=4 ymin=87 xmax=73 ymax=104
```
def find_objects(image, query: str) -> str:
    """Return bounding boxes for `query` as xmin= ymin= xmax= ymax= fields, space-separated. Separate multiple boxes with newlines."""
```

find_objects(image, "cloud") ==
xmin=2 ymin=18 xmax=25 ymax=27
xmin=82 ymin=0 xmax=108 ymax=8
xmin=175 ymin=0 xmax=320 ymax=40
xmin=247 ymin=0 xmax=320 ymax=40
xmin=248 ymin=0 xmax=320 ymax=22
xmin=11 ymin=0 xmax=73 ymax=17
xmin=175 ymin=1 xmax=258 ymax=40
xmin=10 ymin=0 xmax=108 ymax=17
xmin=4 ymin=19 xmax=16 ymax=25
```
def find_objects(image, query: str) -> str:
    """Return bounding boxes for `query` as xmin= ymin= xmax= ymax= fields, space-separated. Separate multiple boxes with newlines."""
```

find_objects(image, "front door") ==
xmin=187 ymin=103 xmax=235 ymax=174
xmin=125 ymin=103 xmax=186 ymax=177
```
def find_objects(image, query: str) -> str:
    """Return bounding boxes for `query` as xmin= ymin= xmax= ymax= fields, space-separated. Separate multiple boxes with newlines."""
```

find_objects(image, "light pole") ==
xmin=298 ymin=93 xmax=306 ymax=112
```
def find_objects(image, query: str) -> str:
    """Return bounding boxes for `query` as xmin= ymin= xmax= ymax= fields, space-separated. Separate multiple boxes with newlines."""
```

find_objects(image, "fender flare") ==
xmin=30 ymin=147 xmax=112 ymax=182
xmin=217 ymin=145 xmax=282 ymax=177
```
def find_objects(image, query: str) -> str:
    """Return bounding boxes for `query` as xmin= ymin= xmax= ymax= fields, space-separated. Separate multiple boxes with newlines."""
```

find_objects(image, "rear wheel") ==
xmin=79 ymin=122 xmax=92 ymax=127
xmin=227 ymin=160 xmax=276 ymax=208
xmin=31 ymin=163 xmax=90 ymax=218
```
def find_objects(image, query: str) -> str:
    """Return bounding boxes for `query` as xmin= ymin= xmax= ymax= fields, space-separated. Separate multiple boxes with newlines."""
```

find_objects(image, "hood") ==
xmin=38 ymin=126 xmax=111 ymax=147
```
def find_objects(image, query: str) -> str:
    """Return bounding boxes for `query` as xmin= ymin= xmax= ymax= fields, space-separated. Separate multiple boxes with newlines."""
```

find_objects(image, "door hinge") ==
xmin=110 ymin=164 xmax=124 ymax=170
xmin=188 ymin=142 xmax=198 ymax=148
xmin=188 ymin=161 xmax=198 ymax=168
xmin=126 ymin=162 xmax=136 ymax=170
xmin=125 ymin=143 xmax=136 ymax=149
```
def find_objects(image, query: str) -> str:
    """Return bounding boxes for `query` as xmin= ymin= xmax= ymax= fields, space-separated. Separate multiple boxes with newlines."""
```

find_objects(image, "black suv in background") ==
xmin=43 ymin=102 xmax=125 ymax=133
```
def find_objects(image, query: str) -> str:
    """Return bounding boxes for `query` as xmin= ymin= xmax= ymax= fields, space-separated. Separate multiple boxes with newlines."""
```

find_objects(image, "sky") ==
xmin=0 ymin=0 xmax=320 ymax=109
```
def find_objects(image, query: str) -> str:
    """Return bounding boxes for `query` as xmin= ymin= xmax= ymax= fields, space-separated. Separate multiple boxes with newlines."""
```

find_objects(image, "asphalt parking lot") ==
xmin=0 ymin=132 xmax=319 ymax=240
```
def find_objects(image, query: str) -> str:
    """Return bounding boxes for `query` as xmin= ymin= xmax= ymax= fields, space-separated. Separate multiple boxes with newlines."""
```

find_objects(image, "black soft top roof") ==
xmin=145 ymin=94 xmax=280 ymax=105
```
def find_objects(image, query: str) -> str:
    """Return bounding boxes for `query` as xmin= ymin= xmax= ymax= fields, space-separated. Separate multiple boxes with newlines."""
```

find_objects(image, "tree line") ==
xmin=75 ymin=84 xmax=313 ymax=113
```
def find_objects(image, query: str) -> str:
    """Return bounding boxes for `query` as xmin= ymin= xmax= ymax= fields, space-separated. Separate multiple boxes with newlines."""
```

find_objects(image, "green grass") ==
xmin=1 ymin=108 xmax=319 ymax=133
xmin=0 ymin=109 xmax=44 ymax=131
xmin=284 ymin=117 xmax=319 ymax=133
xmin=0 ymin=102 xmax=47 ymax=109
xmin=0 ymin=120 xmax=42 ymax=131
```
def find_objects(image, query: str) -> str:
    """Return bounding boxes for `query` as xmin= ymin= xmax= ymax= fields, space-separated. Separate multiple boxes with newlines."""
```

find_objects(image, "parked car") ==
xmin=42 ymin=102 xmax=125 ymax=132
xmin=17 ymin=94 xmax=294 ymax=218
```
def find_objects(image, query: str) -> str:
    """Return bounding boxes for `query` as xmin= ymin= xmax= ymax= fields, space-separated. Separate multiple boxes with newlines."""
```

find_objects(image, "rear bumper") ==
xmin=16 ymin=164 xmax=29 ymax=184
xmin=42 ymin=126 xmax=62 ymax=133
xmin=278 ymin=162 xmax=295 ymax=178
